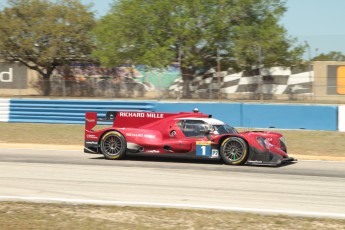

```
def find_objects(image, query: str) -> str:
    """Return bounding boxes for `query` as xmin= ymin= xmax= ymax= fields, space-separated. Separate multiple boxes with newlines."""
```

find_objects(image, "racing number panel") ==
xmin=196 ymin=141 xmax=220 ymax=158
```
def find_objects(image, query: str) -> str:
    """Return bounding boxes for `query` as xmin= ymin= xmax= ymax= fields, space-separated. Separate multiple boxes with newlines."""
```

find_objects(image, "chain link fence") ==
xmin=25 ymin=74 xmax=343 ymax=103
xmin=1 ymin=63 xmax=345 ymax=103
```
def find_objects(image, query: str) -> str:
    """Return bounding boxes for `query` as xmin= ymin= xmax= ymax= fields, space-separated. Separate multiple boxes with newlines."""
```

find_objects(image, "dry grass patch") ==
xmin=1 ymin=202 xmax=345 ymax=230
xmin=1 ymin=123 xmax=345 ymax=158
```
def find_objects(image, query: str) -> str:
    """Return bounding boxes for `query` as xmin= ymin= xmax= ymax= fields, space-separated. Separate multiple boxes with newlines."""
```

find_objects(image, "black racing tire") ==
xmin=100 ymin=131 xmax=127 ymax=160
xmin=220 ymin=137 xmax=248 ymax=165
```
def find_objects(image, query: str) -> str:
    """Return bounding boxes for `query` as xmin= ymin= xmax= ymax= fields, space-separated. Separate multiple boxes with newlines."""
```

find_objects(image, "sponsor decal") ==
xmin=126 ymin=133 xmax=156 ymax=138
xmin=126 ymin=133 xmax=143 ymax=137
xmin=147 ymin=150 xmax=160 ymax=153
xmin=196 ymin=141 xmax=211 ymax=145
xmin=211 ymin=149 xmax=219 ymax=157
xmin=85 ymin=141 xmax=98 ymax=145
xmin=146 ymin=113 xmax=164 ymax=118
xmin=86 ymin=118 xmax=95 ymax=122
xmin=119 ymin=112 xmax=164 ymax=119
xmin=86 ymin=134 xmax=97 ymax=139
xmin=247 ymin=160 xmax=263 ymax=163
xmin=120 ymin=112 xmax=145 ymax=117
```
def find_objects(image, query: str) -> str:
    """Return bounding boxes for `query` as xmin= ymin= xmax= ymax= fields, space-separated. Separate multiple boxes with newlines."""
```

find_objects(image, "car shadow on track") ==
xmin=90 ymin=155 xmax=223 ymax=165
xmin=89 ymin=155 xmax=297 ymax=168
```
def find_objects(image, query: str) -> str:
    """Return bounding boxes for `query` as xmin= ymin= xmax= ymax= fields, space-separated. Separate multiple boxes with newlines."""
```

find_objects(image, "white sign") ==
xmin=339 ymin=105 xmax=345 ymax=132
xmin=0 ymin=63 xmax=28 ymax=89
xmin=0 ymin=68 xmax=13 ymax=82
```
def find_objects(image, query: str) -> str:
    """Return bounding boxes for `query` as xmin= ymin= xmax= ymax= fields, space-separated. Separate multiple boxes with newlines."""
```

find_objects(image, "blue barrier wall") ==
xmin=156 ymin=102 xmax=338 ymax=131
xmin=0 ymin=98 xmax=339 ymax=131
xmin=8 ymin=99 xmax=156 ymax=124
xmin=241 ymin=104 xmax=337 ymax=130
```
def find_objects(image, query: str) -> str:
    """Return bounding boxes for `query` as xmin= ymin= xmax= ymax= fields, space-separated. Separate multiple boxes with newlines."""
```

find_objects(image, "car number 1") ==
xmin=196 ymin=141 xmax=210 ymax=156
xmin=196 ymin=141 xmax=217 ymax=157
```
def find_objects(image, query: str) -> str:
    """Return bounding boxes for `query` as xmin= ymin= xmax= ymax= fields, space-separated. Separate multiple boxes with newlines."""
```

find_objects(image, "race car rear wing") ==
xmin=85 ymin=111 xmax=117 ymax=130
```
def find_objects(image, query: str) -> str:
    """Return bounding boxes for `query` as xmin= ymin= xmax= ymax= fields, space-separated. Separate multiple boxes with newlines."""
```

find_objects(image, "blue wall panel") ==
xmin=8 ymin=99 xmax=156 ymax=124
xmin=242 ymin=104 xmax=338 ymax=131
xmin=3 ymin=98 xmax=339 ymax=131
xmin=156 ymin=102 xmax=338 ymax=131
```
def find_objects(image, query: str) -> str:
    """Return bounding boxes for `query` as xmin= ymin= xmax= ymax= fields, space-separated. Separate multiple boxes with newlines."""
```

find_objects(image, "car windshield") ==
xmin=177 ymin=120 xmax=238 ymax=137
xmin=212 ymin=124 xmax=238 ymax=134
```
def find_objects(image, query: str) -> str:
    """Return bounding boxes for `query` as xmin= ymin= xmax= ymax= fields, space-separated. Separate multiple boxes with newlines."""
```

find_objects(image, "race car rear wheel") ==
xmin=100 ymin=131 xmax=127 ymax=160
xmin=220 ymin=137 xmax=248 ymax=165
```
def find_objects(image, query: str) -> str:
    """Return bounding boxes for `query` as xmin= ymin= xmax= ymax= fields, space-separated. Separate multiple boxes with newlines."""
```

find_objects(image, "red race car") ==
xmin=84 ymin=109 xmax=296 ymax=166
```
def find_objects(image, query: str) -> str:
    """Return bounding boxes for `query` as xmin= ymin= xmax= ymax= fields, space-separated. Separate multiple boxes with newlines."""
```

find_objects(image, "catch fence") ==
xmin=1 ymin=64 xmax=345 ymax=103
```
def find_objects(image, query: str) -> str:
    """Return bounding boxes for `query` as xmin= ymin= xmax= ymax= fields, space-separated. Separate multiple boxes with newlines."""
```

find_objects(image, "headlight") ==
xmin=257 ymin=137 xmax=267 ymax=149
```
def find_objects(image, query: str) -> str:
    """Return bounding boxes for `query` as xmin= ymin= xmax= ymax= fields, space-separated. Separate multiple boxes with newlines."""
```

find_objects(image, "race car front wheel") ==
xmin=220 ymin=137 xmax=248 ymax=165
xmin=100 ymin=131 xmax=127 ymax=160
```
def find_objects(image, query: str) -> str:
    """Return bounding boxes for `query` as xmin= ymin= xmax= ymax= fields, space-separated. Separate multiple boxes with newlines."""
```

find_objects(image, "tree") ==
xmin=93 ymin=0 xmax=304 ymax=98
xmin=312 ymin=51 xmax=345 ymax=61
xmin=0 ymin=0 xmax=95 ymax=95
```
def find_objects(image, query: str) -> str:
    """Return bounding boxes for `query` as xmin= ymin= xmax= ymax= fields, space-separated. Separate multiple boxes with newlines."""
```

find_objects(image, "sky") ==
xmin=279 ymin=0 xmax=345 ymax=59
xmin=1 ymin=0 xmax=345 ymax=59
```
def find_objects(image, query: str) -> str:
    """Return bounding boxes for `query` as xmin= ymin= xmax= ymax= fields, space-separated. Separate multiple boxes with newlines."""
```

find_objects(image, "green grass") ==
xmin=1 ymin=122 xmax=345 ymax=157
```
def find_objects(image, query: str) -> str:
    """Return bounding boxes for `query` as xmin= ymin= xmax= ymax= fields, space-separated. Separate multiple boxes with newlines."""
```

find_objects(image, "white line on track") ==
xmin=1 ymin=195 xmax=345 ymax=219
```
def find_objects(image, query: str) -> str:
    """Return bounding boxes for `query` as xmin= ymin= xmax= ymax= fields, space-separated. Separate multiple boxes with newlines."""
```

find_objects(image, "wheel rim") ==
xmin=103 ymin=135 xmax=123 ymax=156
xmin=223 ymin=140 xmax=244 ymax=161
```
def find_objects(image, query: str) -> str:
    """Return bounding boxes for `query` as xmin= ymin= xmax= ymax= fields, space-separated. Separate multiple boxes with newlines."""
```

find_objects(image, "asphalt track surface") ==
xmin=1 ymin=147 xmax=345 ymax=219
